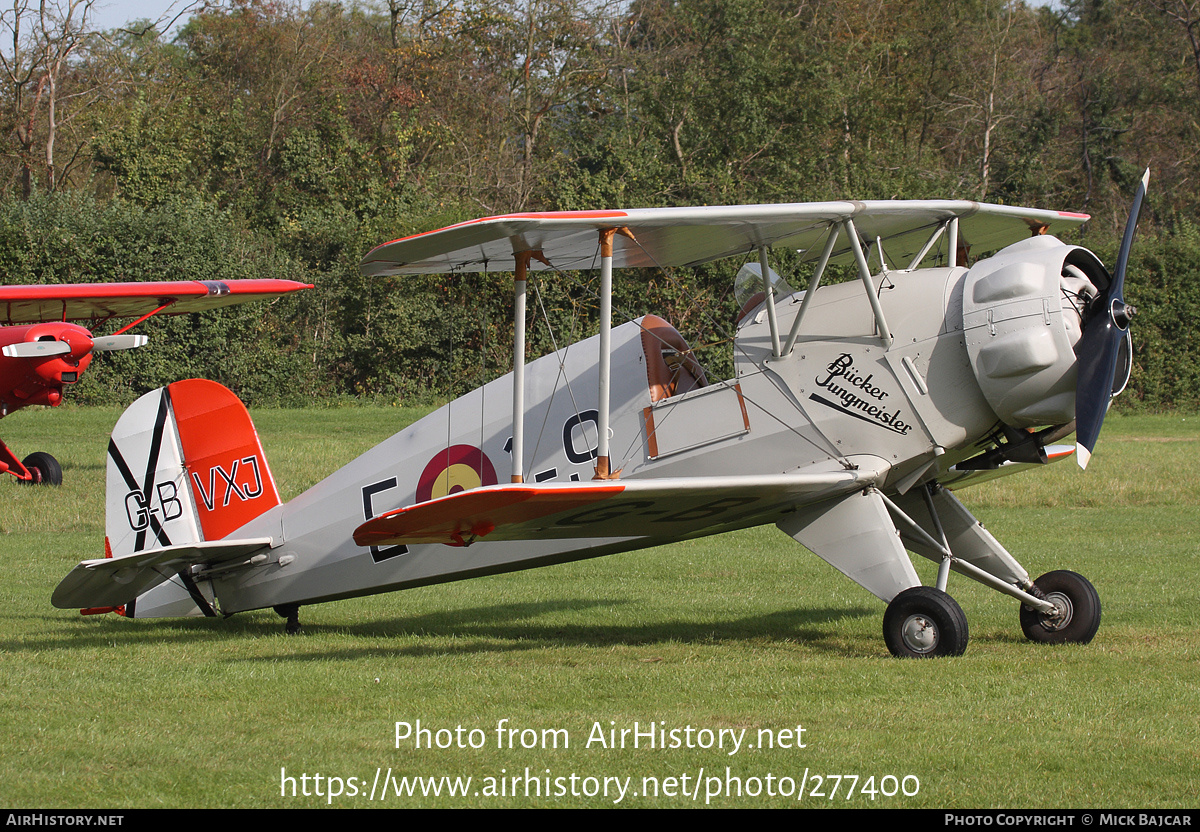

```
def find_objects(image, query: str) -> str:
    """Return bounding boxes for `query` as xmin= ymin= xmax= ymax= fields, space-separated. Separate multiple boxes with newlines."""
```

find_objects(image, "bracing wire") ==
xmin=517 ymin=232 xmax=850 ymax=473
xmin=526 ymin=277 xmax=593 ymax=470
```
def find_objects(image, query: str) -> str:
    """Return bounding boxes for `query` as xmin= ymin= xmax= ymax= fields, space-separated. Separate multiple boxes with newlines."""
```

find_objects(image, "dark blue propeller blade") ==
xmin=1074 ymin=168 xmax=1148 ymax=468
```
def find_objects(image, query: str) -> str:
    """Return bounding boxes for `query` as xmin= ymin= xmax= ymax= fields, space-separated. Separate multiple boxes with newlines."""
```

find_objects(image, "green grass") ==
xmin=1 ymin=406 xmax=1197 ymax=808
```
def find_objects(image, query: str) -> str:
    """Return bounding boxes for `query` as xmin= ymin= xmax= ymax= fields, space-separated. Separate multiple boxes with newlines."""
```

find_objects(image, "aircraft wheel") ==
xmin=20 ymin=452 xmax=62 ymax=486
xmin=1020 ymin=570 xmax=1101 ymax=645
xmin=883 ymin=586 xmax=969 ymax=658
xmin=274 ymin=603 xmax=302 ymax=635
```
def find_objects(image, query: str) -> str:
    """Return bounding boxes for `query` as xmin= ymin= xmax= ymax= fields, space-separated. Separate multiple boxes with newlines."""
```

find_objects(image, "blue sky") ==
xmin=89 ymin=1 xmax=199 ymax=33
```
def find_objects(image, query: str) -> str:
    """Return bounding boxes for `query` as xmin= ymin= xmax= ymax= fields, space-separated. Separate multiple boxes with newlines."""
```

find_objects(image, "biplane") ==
xmin=51 ymin=174 xmax=1148 ymax=657
xmin=0 ymin=279 xmax=312 ymax=484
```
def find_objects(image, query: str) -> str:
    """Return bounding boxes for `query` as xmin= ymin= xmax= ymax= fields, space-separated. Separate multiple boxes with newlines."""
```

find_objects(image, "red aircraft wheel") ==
xmin=20 ymin=452 xmax=63 ymax=486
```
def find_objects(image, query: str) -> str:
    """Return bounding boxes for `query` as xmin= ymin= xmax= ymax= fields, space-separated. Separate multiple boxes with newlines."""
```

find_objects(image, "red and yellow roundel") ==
xmin=416 ymin=445 xmax=498 ymax=504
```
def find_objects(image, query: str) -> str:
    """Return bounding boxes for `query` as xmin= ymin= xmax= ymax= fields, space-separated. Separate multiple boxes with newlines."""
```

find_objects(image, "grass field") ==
xmin=1 ymin=405 xmax=1197 ymax=808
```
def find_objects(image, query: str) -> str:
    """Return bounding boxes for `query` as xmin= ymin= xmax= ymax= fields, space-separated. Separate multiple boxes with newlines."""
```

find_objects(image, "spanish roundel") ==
xmin=416 ymin=445 xmax=498 ymax=503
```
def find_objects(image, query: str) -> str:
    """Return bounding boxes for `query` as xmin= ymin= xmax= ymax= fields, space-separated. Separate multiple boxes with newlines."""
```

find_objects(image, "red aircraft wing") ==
xmin=0 ymin=279 xmax=312 ymax=324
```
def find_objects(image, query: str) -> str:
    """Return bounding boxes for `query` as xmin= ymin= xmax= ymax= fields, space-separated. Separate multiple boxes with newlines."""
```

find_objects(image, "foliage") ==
xmin=0 ymin=0 xmax=1194 ymax=408
xmin=0 ymin=192 xmax=321 ymax=405
xmin=1118 ymin=221 xmax=1200 ymax=410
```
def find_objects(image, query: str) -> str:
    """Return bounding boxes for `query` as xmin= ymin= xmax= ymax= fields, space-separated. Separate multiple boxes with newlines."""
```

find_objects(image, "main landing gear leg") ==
xmin=886 ymin=485 xmax=1102 ymax=650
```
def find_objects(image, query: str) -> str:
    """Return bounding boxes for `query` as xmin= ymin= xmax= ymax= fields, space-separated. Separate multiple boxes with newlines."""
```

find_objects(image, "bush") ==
xmin=0 ymin=192 xmax=323 ymax=406
xmin=1118 ymin=223 xmax=1200 ymax=411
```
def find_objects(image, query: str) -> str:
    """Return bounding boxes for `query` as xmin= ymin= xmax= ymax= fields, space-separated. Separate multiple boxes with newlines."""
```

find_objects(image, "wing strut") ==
xmin=508 ymin=228 xmax=633 ymax=484
xmin=111 ymin=301 xmax=177 ymax=335
xmin=782 ymin=225 xmax=839 ymax=355
xmin=594 ymin=227 xmax=634 ymax=479
xmin=510 ymin=249 xmax=548 ymax=483
xmin=758 ymin=246 xmax=782 ymax=357
xmin=905 ymin=220 xmax=949 ymax=271
xmin=843 ymin=219 xmax=894 ymax=349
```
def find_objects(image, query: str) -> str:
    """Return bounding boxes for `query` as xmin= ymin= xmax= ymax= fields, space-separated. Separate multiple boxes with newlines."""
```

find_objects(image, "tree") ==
xmin=0 ymin=0 xmax=102 ymax=196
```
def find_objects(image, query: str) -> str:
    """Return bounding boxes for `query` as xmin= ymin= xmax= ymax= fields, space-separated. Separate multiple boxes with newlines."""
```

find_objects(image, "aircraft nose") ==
xmin=47 ymin=325 xmax=98 ymax=362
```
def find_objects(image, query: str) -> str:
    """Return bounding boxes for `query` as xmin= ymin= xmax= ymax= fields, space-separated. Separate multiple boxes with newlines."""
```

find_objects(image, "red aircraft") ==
xmin=0 ymin=278 xmax=312 ymax=484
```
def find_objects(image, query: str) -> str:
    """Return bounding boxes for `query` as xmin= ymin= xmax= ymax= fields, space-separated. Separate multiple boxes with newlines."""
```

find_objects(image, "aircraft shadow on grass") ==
xmin=16 ymin=599 xmax=878 ymax=658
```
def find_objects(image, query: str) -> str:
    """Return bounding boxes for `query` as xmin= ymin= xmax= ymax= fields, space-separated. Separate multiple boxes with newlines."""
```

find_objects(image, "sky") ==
xmin=88 ymin=0 xmax=201 ymax=34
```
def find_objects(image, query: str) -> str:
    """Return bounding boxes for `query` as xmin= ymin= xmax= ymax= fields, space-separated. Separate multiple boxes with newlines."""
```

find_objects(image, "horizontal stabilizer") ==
xmin=353 ymin=470 xmax=875 ymax=548
xmin=52 ymin=537 xmax=272 ymax=611
xmin=2 ymin=341 xmax=71 ymax=358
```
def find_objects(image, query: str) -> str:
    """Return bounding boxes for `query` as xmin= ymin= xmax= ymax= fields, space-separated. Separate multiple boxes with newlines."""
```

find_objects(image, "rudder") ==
xmin=94 ymin=379 xmax=280 ymax=618
xmin=167 ymin=378 xmax=281 ymax=542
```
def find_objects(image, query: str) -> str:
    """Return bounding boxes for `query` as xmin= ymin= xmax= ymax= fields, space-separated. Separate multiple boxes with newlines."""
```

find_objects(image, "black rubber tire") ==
xmin=1020 ymin=570 xmax=1101 ymax=645
xmin=19 ymin=451 xmax=62 ymax=486
xmin=883 ymin=586 xmax=969 ymax=658
xmin=274 ymin=603 xmax=302 ymax=635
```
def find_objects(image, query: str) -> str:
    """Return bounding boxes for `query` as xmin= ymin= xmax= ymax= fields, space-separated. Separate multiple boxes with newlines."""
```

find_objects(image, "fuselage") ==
xmin=210 ymin=262 xmax=1014 ymax=613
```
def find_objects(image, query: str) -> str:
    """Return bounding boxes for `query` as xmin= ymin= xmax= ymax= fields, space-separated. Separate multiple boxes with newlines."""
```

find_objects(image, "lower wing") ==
xmin=353 ymin=467 xmax=881 ymax=548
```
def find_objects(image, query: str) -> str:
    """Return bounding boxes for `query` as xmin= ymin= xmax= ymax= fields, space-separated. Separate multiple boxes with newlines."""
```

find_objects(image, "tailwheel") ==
xmin=883 ymin=586 xmax=969 ymax=658
xmin=19 ymin=452 xmax=62 ymax=486
xmin=274 ymin=603 xmax=302 ymax=635
xmin=1020 ymin=570 xmax=1101 ymax=645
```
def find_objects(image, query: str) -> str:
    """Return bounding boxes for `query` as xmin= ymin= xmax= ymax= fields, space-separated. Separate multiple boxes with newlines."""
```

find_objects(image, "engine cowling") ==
xmin=962 ymin=235 xmax=1111 ymax=429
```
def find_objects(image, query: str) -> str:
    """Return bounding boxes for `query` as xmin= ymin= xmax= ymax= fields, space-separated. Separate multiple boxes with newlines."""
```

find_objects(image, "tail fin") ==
xmin=55 ymin=379 xmax=279 ymax=617
xmin=106 ymin=378 xmax=280 ymax=557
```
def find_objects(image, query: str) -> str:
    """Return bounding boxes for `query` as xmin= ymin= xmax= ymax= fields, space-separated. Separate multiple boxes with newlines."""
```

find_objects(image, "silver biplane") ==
xmin=51 ymin=174 xmax=1148 ymax=657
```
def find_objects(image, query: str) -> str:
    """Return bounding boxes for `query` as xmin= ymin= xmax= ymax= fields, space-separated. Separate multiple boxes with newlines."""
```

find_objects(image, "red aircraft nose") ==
xmin=23 ymin=323 xmax=94 ymax=383
xmin=1 ymin=323 xmax=96 ymax=407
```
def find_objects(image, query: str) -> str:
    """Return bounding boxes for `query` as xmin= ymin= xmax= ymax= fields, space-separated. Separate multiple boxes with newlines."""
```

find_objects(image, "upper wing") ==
xmin=352 ymin=469 xmax=878 ymax=548
xmin=361 ymin=201 xmax=1089 ymax=276
xmin=0 ymin=279 xmax=312 ymax=324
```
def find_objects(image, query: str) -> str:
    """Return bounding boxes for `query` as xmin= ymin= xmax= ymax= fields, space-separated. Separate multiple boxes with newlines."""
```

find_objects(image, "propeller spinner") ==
xmin=1073 ymin=168 xmax=1149 ymax=469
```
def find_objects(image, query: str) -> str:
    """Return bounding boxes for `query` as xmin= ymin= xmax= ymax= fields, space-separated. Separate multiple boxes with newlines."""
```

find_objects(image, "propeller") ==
xmin=91 ymin=334 xmax=149 ymax=352
xmin=2 ymin=341 xmax=71 ymax=358
xmin=2 ymin=333 xmax=147 ymax=359
xmin=1073 ymin=167 xmax=1149 ymax=469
